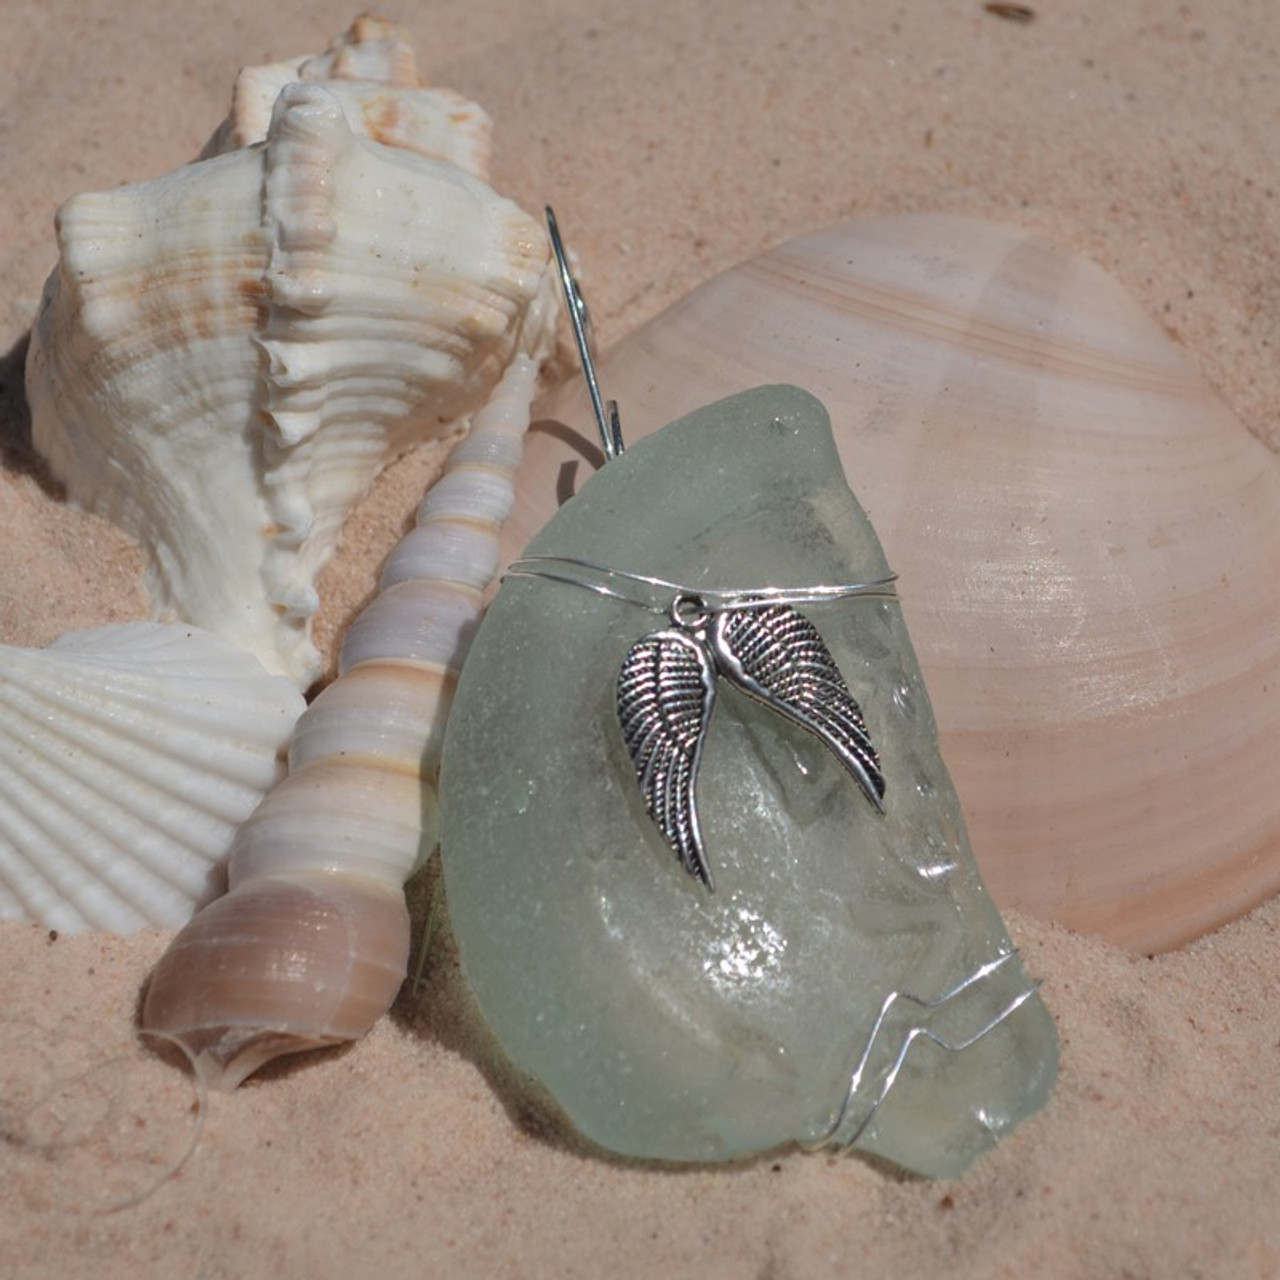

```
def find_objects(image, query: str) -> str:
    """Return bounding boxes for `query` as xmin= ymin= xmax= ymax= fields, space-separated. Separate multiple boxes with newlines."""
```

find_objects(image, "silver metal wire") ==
xmin=804 ymin=951 xmax=1041 ymax=1151
xmin=505 ymin=554 xmax=898 ymax=614
xmin=545 ymin=207 xmax=624 ymax=460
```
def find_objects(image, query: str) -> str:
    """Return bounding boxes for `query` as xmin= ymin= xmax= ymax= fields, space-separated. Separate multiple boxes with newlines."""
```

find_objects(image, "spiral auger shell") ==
xmin=141 ymin=356 xmax=540 ymax=1088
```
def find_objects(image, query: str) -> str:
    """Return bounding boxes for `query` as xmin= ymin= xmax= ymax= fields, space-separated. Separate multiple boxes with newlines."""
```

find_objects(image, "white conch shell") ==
xmin=141 ymin=355 xmax=539 ymax=1088
xmin=510 ymin=215 xmax=1280 ymax=955
xmin=26 ymin=20 xmax=557 ymax=688
xmin=0 ymin=623 xmax=305 ymax=934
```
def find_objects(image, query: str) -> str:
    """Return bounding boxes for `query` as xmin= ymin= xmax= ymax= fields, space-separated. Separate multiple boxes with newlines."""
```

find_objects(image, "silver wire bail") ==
xmin=545 ymin=207 xmax=625 ymax=460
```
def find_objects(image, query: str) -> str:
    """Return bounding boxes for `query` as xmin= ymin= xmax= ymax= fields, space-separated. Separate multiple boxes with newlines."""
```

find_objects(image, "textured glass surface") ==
xmin=440 ymin=386 xmax=1057 ymax=1177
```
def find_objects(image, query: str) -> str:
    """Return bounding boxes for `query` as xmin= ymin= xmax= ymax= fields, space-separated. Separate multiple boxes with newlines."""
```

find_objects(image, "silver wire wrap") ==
xmin=505 ymin=554 xmax=899 ymax=615
xmin=545 ymin=207 xmax=624 ymax=459
xmin=509 ymin=550 xmax=1031 ymax=1122
xmin=806 ymin=951 xmax=1042 ymax=1151
xmin=530 ymin=209 xmax=1031 ymax=1149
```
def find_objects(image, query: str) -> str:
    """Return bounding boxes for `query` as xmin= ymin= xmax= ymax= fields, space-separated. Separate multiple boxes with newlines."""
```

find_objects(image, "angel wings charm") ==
xmin=616 ymin=594 xmax=885 ymax=889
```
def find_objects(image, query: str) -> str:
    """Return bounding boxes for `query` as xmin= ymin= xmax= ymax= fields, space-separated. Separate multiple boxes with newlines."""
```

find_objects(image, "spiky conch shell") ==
xmin=26 ymin=16 xmax=557 ymax=688
xmin=0 ymin=624 xmax=305 ymax=933
xmin=141 ymin=355 xmax=540 ymax=1088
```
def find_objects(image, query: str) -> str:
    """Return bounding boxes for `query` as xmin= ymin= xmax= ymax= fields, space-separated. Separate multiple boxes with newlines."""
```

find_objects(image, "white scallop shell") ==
xmin=26 ymin=19 xmax=557 ymax=688
xmin=0 ymin=623 xmax=305 ymax=934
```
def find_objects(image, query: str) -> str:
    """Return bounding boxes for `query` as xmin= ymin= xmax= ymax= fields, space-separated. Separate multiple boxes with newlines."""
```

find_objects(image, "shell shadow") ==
xmin=0 ymin=333 xmax=52 ymax=487
xmin=526 ymin=414 xmax=605 ymax=509
xmin=389 ymin=858 xmax=802 ymax=1176
xmin=0 ymin=333 xmax=60 ymax=499
xmin=389 ymin=857 xmax=603 ymax=1161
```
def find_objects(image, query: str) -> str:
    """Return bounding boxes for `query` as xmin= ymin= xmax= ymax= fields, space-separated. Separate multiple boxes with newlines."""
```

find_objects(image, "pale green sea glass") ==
xmin=439 ymin=386 xmax=1057 ymax=1177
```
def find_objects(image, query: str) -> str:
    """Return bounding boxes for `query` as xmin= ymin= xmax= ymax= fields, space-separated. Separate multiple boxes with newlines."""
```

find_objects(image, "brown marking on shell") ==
xmin=142 ymin=873 xmax=410 ymax=1089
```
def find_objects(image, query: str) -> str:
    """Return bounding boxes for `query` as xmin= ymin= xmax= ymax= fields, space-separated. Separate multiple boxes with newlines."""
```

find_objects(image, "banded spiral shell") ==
xmin=25 ymin=17 xmax=557 ymax=688
xmin=0 ymin=623 xmax=304 ymax=933
xmin=510 ymin=214 xmax=1280 ymax=953
xmin=141 ymin=356 xmax=540 ymax=1088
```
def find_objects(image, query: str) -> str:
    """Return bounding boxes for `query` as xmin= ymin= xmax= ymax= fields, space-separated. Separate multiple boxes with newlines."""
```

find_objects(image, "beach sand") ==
xmin=2 ymin=3 xmax=1278 ymax=1276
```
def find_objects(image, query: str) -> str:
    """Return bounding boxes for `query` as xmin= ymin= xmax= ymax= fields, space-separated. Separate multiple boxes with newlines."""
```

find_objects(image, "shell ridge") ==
xmin=4 ymin=644 xmax=301 ymax=739
xmin=0 ymin=810 xmax=107 ymax=931
xmin=0 ymin=752 xmax=212 ymax=929
xmin=0 ymin=621 xmax=303 ymax=933
xmin=757 ymin=246 xmax=1206 ymax=398
xmin=0 ymin=676 xmax=288 ymax=802
xmin=337 ymin=582 xmax=484 ymax=675
xmin=0 ymin=695 xmax=265 ymax=861
xmin=287 ymin=662 xmax=456 ymax=775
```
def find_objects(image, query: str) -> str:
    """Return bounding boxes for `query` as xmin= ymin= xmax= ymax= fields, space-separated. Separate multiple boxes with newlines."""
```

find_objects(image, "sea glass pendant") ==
xmin=439 ymin=382 xmax=1057 ymax=1177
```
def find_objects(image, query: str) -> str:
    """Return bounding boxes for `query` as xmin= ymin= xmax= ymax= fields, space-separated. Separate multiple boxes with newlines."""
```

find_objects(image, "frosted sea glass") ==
xmin=440 ymin=386 xmax=1057 ymax=1177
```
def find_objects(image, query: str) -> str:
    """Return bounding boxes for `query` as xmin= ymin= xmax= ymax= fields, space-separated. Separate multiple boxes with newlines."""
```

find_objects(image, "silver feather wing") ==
xmin=709 ymin=603 xmax=885 ymax=811
xmin=616 ymin=627 xmax=718 ymax=888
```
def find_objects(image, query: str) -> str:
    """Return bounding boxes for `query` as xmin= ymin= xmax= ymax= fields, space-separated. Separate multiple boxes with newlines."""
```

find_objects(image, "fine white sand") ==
xmin=2 ymin=4 xmax=1278 ymax=1277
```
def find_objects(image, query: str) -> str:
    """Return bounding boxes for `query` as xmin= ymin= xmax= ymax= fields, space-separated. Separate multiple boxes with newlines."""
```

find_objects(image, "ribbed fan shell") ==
xmin=0 ymin=623 xmax=304 ymax=933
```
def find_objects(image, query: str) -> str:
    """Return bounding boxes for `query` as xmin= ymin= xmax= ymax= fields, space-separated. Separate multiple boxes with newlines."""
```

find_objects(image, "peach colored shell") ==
xmin=512 ymin=215 xmax=1280 ymax=955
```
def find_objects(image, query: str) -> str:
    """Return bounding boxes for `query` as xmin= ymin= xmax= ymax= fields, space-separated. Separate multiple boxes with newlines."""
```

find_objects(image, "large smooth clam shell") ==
xmin=511 ymin=215 xmax=1280 ymax=953
xmin=0 ymin=623 xmax=304 ymax=934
